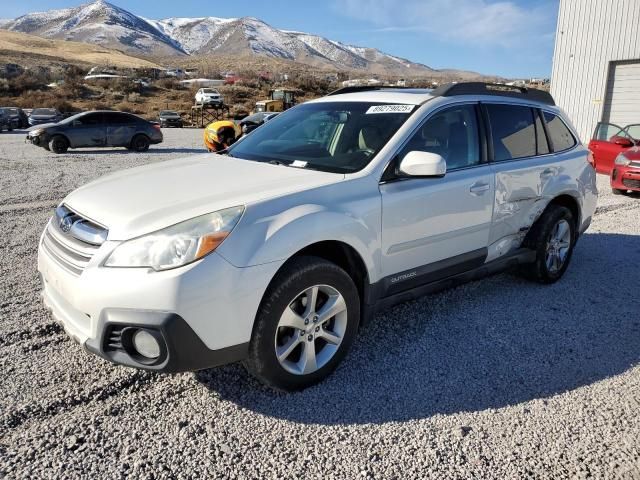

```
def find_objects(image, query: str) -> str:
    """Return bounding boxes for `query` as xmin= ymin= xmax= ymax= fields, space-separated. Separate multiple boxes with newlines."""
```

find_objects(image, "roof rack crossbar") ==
xmin=327 ymin=85 xmax=412 ymax=96
xmin=430 ymin=82 xmax=555 ymax=105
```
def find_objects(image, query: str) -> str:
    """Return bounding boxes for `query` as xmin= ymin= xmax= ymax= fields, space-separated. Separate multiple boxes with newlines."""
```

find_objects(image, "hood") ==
xmin=621 ymin=146 xmax=640 ymax=161
xmin=63 ymin=154 xmax=343 ymax=240
xmin=28 ymin=123 xmax=57 ymax=131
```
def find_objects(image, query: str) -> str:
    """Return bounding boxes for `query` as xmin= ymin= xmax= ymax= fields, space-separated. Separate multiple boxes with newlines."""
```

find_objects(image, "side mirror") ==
xmin=611 ymin=135 xmax=634 ymax=148
xmin=398 ymin=151 xmax=447 ymax=178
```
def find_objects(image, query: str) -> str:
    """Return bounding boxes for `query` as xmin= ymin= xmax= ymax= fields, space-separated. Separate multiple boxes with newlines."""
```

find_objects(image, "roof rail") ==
xmin=430 ymin=82 xmax=555 ymax=106
xmin=326 ymin=85 xmax=411 ymax=96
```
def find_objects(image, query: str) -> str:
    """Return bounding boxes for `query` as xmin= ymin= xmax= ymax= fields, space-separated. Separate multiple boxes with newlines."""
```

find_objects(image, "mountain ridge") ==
xmin=1 ymin=1 xmax=476 ymax=77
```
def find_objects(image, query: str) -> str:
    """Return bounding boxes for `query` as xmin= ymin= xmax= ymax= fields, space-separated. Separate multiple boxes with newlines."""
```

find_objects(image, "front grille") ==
xmin=41 ymin=205 xmax=108 ymax=275
xmin=622 ymin=178 xmax=640 ymax=189
xmin=629 ymin=161 xmax=640 ymax=168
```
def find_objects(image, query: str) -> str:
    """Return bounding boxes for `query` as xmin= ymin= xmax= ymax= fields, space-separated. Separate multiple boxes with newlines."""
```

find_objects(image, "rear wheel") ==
xmin=48 ymin=135 xmax=69 ymax=154
xmin=244 ymin=256 xmax=360 ymax=391
xmin=519 ymin=205 xmax=576 ymax=284
xmin=130 ymin=134 xmax=150 ymax=152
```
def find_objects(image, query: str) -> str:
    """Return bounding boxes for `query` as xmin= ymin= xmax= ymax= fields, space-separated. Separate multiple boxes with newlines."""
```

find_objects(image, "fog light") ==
xmin=132 ymin=329 xmax=161 ymax=359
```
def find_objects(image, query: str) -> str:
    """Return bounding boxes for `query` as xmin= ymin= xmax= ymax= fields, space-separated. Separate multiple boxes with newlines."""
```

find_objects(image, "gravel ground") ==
xmin=1 ymin=128 xmax=639 ymax=479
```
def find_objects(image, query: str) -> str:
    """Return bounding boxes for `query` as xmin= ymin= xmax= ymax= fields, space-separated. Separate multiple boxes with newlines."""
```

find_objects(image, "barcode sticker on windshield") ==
xmin=366 ymin=105 xmax=414 ymax=114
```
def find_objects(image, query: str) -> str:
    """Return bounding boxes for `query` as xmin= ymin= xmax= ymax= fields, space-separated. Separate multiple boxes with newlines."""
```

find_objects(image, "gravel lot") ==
xmin=1 ymin=128 xmax=639 ymax=479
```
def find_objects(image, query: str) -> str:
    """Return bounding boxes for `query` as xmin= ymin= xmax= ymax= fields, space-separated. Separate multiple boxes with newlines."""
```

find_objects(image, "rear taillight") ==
xmin=152 ymin=124 xmax=161 ymax=131
xmin=587 ymin=150 xmax=595 ymax=168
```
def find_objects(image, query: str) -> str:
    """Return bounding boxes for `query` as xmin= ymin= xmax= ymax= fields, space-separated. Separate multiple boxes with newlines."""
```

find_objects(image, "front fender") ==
xmin=216 ymin=199 xmax=381 ymax=283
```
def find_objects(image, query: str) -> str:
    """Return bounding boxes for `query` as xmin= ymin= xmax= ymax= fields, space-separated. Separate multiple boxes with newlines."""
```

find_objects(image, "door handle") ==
xmin=469 ymin=182 xmax=490 ymax=195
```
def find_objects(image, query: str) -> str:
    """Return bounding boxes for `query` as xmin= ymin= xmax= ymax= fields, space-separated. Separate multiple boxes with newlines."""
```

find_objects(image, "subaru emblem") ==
xmin=59 ymin=215 xmax=73 ymax=233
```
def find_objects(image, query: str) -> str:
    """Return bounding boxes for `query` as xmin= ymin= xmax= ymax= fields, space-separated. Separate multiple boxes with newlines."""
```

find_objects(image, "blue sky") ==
xmin=0 ymin=0 xmax=559 ymax=78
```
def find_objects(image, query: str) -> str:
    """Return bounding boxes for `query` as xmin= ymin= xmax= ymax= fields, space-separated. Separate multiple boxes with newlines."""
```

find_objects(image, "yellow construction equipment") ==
xmin=254 ymin=88 xmax=297 ymax=113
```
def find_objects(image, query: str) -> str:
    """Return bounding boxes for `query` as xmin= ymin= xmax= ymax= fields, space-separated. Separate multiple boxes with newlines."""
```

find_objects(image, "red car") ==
xmin=588 ymin=122 xmax=640 ymax=174
xmin=611 ymin=147 xmax=640 ymax=195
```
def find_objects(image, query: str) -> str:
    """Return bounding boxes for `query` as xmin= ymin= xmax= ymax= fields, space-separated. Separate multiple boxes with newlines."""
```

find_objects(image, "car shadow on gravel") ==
xmin=195 ymin=232 xmax=640 ymax=425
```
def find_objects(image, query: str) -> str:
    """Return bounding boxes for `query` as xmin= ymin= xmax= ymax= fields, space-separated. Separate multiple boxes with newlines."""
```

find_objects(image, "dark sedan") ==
xmin=239 ymin=112 xmax=278 ymax=135
xmin=28 ymin=108 xmax=62 ymax=126
xmin=27 ymin=110 xmax=163 ymax=154
xmin=0 ymin=109 xmax=12 ymax=132
xmin=3 ymin=107 xmax=28 ymax=129
xmin=159 ymin=110 xmax=183 ymax=128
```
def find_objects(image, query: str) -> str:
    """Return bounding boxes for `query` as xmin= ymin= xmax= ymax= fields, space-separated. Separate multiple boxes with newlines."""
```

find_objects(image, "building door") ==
xmin=602 ymin=60 xmax=640 ymax=126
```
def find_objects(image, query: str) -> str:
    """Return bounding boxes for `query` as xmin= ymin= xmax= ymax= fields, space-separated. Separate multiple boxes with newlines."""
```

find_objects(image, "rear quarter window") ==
xmin=543 ymin=112 xmax=577 ymax=152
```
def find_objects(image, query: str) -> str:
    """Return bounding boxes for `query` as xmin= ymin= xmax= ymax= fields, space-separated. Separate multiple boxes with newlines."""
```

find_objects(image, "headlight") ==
xmin=31 ymin=129 xmax=44 ymax=136
xmin=615 ymin=154 xmax=631 ymax=166
xmin=104 ymin=206 xmax=244 ymax=271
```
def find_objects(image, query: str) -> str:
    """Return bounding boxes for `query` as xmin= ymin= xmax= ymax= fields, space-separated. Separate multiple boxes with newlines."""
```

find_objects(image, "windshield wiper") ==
xmin=268 ymin=159 xmax=290 ymax=167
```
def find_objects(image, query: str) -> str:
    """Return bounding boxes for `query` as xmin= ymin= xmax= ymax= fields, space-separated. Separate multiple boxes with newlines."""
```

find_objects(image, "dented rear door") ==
xmin=483 ymin=103 xmax=555 ymax=261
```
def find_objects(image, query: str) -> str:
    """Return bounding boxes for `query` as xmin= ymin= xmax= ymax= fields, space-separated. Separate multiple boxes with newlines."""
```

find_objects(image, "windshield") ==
xmin=161 ymin=111 xmax=178 ymax=116
xmin=625 ymin=124 xmax=640 ymax=139
xmin=32 ymin=108 xmax=57 ymax=116
xmin=228 ymin=101 xmax=416 ymax=173
xmin=202 ymin=89 xmax=218 ymax=94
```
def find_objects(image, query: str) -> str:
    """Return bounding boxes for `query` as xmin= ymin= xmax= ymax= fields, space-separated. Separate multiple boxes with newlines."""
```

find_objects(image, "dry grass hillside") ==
xmin=0 ymin=30 xmax=159 ymax=69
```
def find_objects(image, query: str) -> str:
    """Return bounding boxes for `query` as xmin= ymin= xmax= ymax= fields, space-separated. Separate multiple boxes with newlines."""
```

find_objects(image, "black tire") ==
xmin=244 ymin=256 xmax=360 ymax=391
xmin=612 ymin=188 xmax=626 ymax=195
xmin=519 ymin=205 xmax=576 ymax=284
xmin=130 ymin=134 xmax=150 ymax=152
xmin=43 ymin=143 xmax=50 ymax=151
xmin=48 ymin=135 xmax=69 ymax=154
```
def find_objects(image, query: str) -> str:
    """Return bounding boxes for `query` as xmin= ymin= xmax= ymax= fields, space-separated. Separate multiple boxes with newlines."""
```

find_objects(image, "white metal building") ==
xmin=551 ymin=0 xmax=640 ymax=142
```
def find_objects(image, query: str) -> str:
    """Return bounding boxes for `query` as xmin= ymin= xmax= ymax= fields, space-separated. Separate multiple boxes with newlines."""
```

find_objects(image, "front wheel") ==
xmin=612 ymin=188 xmax=626 ymax=195
xmin=244 ymin=256 xmax=360 ymax=391
xmin=519 ymin=205 xmax=576 ymax=284
xmin=48 ymin=135 xmax=69 ymax=154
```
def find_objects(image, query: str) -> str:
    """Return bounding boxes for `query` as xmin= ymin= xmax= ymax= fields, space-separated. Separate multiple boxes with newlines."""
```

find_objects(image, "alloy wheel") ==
xmin=545 ymin=219 xmax=571 ymax=273
xmin=274 ymin=285 xmax=348 ymax=375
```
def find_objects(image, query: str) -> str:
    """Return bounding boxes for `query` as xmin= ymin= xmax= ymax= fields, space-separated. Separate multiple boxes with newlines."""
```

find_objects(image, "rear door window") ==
xmin=543 ymin=112 xmax=577 ymax=152
xmin=485 ymin=104 xmax=537 ymax=161
xmin=103 ymin=112 xmax=137 ymax=125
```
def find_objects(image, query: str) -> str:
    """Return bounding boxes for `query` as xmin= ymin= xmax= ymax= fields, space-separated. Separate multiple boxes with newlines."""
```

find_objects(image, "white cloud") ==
xmin=334 ymin=0 xmax=556 ymax=47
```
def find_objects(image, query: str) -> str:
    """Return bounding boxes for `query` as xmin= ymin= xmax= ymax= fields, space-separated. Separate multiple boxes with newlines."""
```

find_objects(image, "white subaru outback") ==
xmin=38 ymin=83 xmax=597 ymax=391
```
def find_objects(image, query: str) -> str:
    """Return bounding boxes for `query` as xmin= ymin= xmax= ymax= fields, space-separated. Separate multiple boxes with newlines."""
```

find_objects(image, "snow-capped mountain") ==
xmin=2 ymin=0 xmax=185 ymax=56
xmin=143 ymin=16 xmax=237 ymax=55
xmin=2 ymin=1 xmax=435 ymax=74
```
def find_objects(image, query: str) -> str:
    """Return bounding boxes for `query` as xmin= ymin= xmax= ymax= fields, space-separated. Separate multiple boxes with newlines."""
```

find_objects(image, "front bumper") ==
xmin=161 ymin=120 xmax=183 ymax=127
xmin=38 ymin=227 xmax=282 ymax=372
xmin=84 ymin=310 xmax=248 ymax=372
xmin=612 ymin=165 xmax=640 ymax=191
xmin=26 ymin=133 xmax=47 ymax=147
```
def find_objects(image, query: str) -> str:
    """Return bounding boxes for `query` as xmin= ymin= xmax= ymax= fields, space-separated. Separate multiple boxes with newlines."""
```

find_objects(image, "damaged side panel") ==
xmin=486 ymin=151 xmax=587 ymax=262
